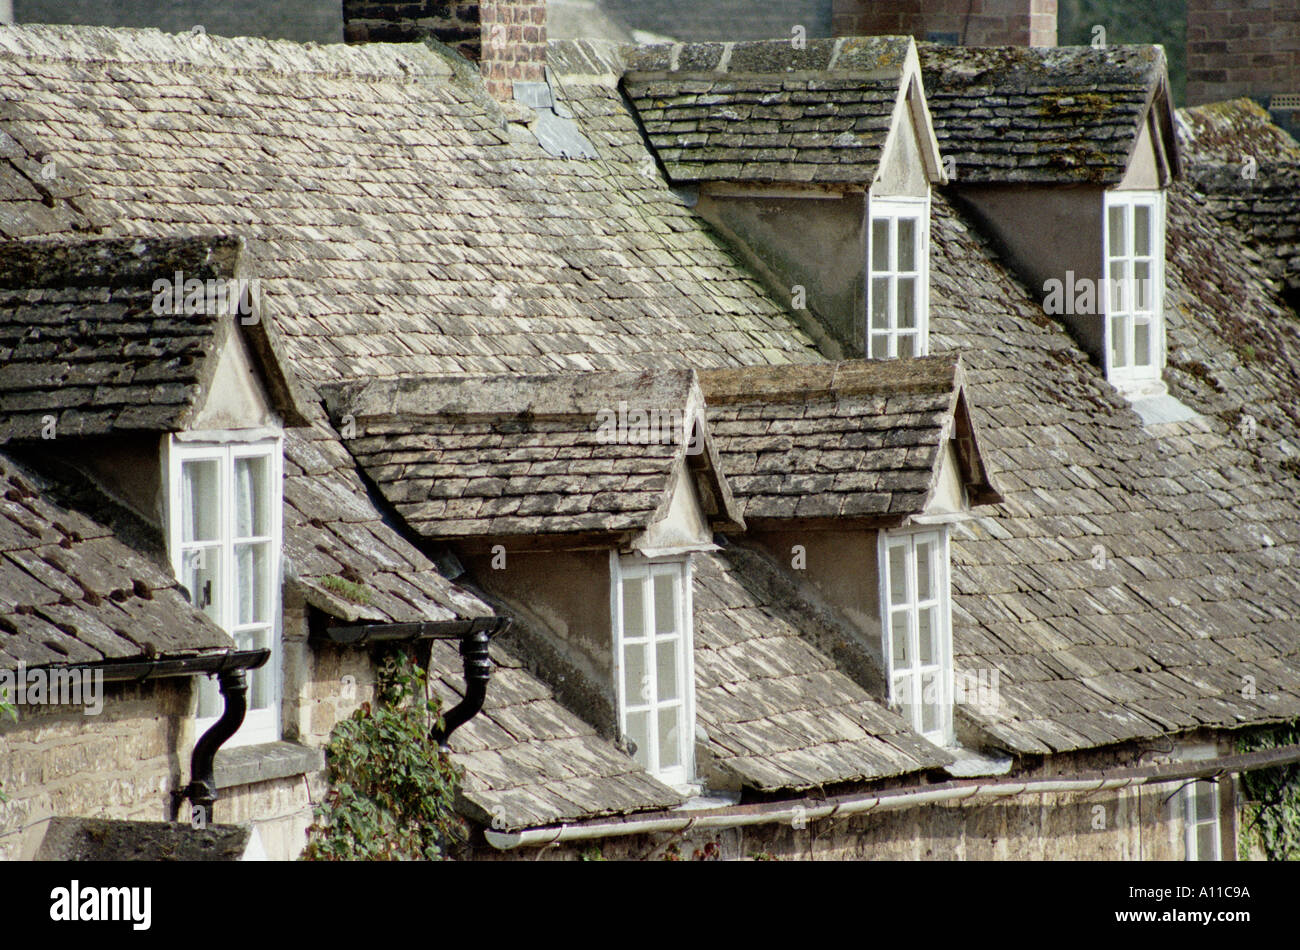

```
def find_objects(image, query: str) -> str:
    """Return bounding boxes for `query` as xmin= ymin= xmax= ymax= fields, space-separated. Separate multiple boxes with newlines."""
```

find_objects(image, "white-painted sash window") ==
xmin=868 ymin=196 xmax=930 ymax=359
xmin=1184 ymin=780 xmax=1221 ymax=861
xmin=166 ymin=436 xmax=282 ymax=747
xmin=879 ymin=527 xmax=952 ymax=745
xmin=612 ymin=555 xmax=694 ymax=788
xmin=1104 ymin=190 xmax=1165 ymax=384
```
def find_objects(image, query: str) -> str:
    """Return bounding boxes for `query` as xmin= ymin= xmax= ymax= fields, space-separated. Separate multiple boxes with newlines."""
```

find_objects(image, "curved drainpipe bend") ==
xmin=430 ymin=624 xmax=499 ymax=752
xmin=171 ymin=649 xmax=270 ymax=827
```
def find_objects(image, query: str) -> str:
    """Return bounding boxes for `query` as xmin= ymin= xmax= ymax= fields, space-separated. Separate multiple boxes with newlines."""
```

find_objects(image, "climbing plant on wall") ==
xmin=1237 ymin=722 xmax=1300 ymax=861
xmin=0 ymin=691 xmax=14 ymax=803
xmin=302 ymin=650 xmax=466 ymax=861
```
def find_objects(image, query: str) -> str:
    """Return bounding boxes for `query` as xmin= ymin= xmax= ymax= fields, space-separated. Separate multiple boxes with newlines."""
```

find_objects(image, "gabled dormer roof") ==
xmin=322 ymin=370 xmax=744 ymax=550
xmin=700 ymin=355 xmax=1001 ymax=526
xmin=622 ymin=36 xmax=945 ymax=187
xmin=919 ymin=44 xmax=1179 ymax=186
xmin=0 ymin=236 xmax=310 ymax=440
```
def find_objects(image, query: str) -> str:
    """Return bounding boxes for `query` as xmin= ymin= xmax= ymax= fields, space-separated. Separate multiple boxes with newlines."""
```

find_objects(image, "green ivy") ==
xmin=302 ymin=651 xmax=466 ymax=861
xmin=1237 ymin=723 xmax=1300 ymax=861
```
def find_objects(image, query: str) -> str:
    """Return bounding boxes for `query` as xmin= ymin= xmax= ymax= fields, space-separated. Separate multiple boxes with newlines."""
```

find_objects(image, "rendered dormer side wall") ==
xmin=872 ymin=108 xmax=931 ymax=198
xmin=463 ymin=547 xmax=619 ymax=736
xmin=952 ymin=183 xmax=1108 ymax=365
xmin=189 ymin=329 xmax=279 ymax=432
xmin=695 ymin=191 xmax=866 ymax=358
xmin=1115 ymin=120 xmax=1164 ymax=192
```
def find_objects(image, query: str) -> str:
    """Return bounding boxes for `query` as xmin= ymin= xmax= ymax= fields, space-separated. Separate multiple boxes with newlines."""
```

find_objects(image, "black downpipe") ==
xmin=172 ymin=667 xmax=252 ymax=827
xmin=430 ymin=627 xmax=493 ymax=752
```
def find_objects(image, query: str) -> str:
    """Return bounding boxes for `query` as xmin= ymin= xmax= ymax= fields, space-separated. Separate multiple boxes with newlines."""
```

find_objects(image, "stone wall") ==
xmin=832 ymin=0 xmax=1057 ymax=48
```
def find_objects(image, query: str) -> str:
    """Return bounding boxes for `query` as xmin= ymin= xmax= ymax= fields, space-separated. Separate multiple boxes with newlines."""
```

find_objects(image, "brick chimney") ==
xmin=343 ymin=1 xmax=547 ymax=101
xmin=833 ymin=0 xmax=1057 ymax=48
xmin=1186 ymin=0 xmax=1300 ymax=126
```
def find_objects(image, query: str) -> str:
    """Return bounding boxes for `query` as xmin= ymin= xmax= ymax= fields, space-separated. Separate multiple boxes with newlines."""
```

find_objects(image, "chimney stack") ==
xmin=343 ymin=1 xmax=547 ymax=101
xmin=833 ymin=0 xmax=1057 ymax=48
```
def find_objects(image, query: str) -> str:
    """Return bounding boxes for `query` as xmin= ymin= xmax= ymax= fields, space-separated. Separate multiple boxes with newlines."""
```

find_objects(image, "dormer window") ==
xmin=612 ymin=554 xmax=695 ymax=788
xmin=879 ymin=526 xmax=952 ymax=745
xmin=1104 ymin=190 xmax=1165 ymax=388
xmin=868 ymin=197 xmax=930 ymax=359
xmin=166 ymin=435 xmax=283 ymax=747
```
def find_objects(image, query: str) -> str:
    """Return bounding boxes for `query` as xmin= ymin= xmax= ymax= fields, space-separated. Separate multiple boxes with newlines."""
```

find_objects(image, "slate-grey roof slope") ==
xmin=0 ymin=451 xmax=233 ymax=671
xmin=700 ymin=356 xmax=1000 ymax=523
xmin=694 ymin=546 xmax=951 ymax=791
xmin=428 ymin=636 xmax=683 ymax=831
xmin=283 ymin=423 xmax=495 ymax=625
xmin=1177 ymin=99 xmax=1300 ymax=305
xmin=0 ymin=125 xmax=103 ymax=239
xmin=622 ymin=36 xmax=912 ymax=185
xmin=918 ymin=43 xmax=1176 ymax=185
xmin=0 ymin=236 xmax=308 ymax=441
xmin=323 ymin=371 xmax=743 ymax=544
xmin=927 ymin=189 xmax=1300 ymax=755
xmin=0 ymin=24 xmax=817 ymax=383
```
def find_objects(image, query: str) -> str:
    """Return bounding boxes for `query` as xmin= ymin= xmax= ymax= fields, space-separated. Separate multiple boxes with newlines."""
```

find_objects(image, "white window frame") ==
xmin=1103 ymin=190 xmax=1166 ymax=386
xmin=878 ymin=526 xmax=953 ymax=746
xmin=610 ymin=552 xmax=695 ymax=789
xmin=1184 ymin=779 xmax=1221 ymax=861
xmin=164 ymin=433 xmax=283 ymax=748
xmin=867 ymin=195 xmax=931 ymax=360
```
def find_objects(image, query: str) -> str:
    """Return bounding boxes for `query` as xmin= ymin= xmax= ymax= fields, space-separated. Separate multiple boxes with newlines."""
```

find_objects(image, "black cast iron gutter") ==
xmin=320 ymin=615 xmax=511 ymax=751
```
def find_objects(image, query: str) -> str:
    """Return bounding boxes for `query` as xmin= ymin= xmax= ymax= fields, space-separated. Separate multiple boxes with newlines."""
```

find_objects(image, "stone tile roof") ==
xmin=918 ymin=43 xmax=1173 ymax=185
xmin=0 ymin=125 xmax=102 ymax=239
xmin=928 ymin=189 xmax=1300 ymax=754
xmin=0 ymin=24 xmax=816 ymax=382
xmin=0 ymin=236 xmax=308 ymax=440
xmin=0 ymin=451 xmax=233 ymax=671
xmin=694 ymin=546 xmax=951 ymax=791
xmin=430 ymin=637 xmax=682 ymax=831
xmin=323 ymin=371 xmax=743 ymax=544
xmin=622 ymin=37 xmax=911 ymax=185
xmin=700 ymin=356 xmax=1000 ymax=523
xmin=283 ymin=423 xmax=495 ymax=625
xmin=1177 ymin=99 xmax=1300 ymax=302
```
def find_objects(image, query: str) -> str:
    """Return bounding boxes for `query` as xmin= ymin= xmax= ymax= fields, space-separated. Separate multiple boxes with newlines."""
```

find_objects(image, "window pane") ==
xmin=869 ymin=334 xmax=886 ymax=359
xmin=916 ymin=538 xmax=933 ymax=601
xmin=1194 ymin=782 xmax=1216 ymax=818
xmin=235 ymin=455 xmax=270 ymax=539
xmin=1197 ymin=822 xmax=1218 ymax=860
xmin=1135 ymin=204 xmax=1152 ymax=256
xmin=921 ymin=673 xmax=940 ymax=734
xmin=623 ymin=641 xmax=647 ymax=706
xmin=895 ymin=675 xmax=915 ymax=729
xmin=653 ymin=573 xmax=676 ymax=635
xmin=657 ymin=706 xmax=681 ymax=770
xmin=897 ymin=217 xmax=916 ymax=271
xmin=897 ymin=276 xmax=916 ymax=329
xmin=871 ymin=277 xmax=890 ymax=330
xmin=1134 ymin=260 xmax=1152 ymax=312
xmin=197 ymin=675 xmax=220 ymax=719
xmin=182 ymin=546 xmax=221 ymax=623
xmin=1107 ymin=205 xmax=1126 ymax=257
xmin=918 ymin=606 xmax=937 ymax=665
xmin=896 ymin=333 xmax=916 ymax=358
xmin=1111 ymin=315 xmax=1127 ymax=367
xmin=656 ymin=638 xmax=679 ymax=702
xmin=888 ymin=544 xmax=908 ymax=605
xmin=622 ymin=576 xmax=645 ymax=639
xmin=891 ymin=610 xmax=910 ymax=665
xmin=1134 ymin=319 xmax=1151 ymax=367
xmin=1108 ymin=261 xmax=1126 ymax=313
xmin=181 ymin=460 xmax=220 ymax=542
xmin=236 ymin=628 xmax=272 ymax=710
xmin=235 ymin=542 xmax=270 ymax=626
xmin=626 ymin=710 xmax=650 ymax=767
xmin=871 ymin=218 xmax=890 ymax=272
